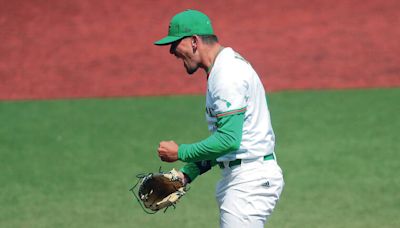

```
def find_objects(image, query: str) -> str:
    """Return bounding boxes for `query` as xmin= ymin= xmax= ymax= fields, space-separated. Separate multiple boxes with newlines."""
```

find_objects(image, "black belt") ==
xmin=218 ymin=153 xmax=275 ymax=169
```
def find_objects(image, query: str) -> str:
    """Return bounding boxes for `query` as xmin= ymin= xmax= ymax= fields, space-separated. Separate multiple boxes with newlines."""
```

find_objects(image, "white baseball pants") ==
xmin=216 ymin=158 xmax=284 ymax=228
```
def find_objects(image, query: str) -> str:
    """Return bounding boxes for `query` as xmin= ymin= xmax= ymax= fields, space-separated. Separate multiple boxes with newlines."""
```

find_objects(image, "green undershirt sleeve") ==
xmin=180 ymin=163 xmax=202 ymax=182
xmin=179 ymin=112 xmax=244 ymax=181
xmin=178 ymin=112 xmax=245 ymax=163
xmin=179 ymin=160 xmax=218 ymax=182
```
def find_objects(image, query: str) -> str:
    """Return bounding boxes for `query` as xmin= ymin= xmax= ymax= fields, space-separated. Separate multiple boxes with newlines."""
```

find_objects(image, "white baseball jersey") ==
xmin=206 ymin=47 xmax=275 ymax=162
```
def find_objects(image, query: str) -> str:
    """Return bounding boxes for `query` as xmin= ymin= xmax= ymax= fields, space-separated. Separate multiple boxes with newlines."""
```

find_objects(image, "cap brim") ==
xmin=154 ymin=36 xmax=183 ymax=46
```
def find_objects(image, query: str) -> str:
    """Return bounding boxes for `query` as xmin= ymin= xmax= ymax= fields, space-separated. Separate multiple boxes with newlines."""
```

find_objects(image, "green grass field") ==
xmin=1 ymin=88 xmax=399 ymax=228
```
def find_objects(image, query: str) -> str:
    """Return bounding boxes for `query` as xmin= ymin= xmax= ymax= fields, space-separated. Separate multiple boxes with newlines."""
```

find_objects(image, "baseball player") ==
xmin=155 ymin=10 xmax=284 ymax=227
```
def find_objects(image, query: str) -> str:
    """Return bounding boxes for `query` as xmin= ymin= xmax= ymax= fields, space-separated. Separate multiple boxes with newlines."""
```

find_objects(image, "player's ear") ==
xmin=191 ymin=35 xmax=199 ymax=52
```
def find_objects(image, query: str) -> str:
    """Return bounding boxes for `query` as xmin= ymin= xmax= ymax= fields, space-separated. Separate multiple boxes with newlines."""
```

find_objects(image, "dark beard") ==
xmin=185 ymin=62 xmax=198 ymax=75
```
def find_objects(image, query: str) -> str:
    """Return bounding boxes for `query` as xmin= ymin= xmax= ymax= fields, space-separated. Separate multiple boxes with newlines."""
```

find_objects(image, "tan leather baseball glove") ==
xmin=130 ymin=168 xmax=187 ymax=213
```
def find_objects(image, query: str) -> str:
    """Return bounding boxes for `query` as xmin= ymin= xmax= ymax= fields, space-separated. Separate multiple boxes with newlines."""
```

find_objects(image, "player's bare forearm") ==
xmin=157 ymin=140 xmax=179 ymax=162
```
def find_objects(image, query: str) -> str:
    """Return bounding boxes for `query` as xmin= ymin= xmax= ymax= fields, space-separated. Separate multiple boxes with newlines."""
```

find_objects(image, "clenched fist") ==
xmin=158 ymin=140 xmax=179 ymax=162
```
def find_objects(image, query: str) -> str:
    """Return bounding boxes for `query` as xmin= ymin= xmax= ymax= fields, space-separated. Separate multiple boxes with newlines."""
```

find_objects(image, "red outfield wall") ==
xmin=1 ymin=0 xmax=399 ymax=100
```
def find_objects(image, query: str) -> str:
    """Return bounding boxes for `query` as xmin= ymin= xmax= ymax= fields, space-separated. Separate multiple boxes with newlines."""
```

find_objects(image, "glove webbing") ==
xmin=129 ymin=169 xmax=180 ymax=214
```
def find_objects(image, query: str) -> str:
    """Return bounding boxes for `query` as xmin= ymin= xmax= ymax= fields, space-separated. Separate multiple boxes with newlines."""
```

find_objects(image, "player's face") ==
xmin=170 ymin=37 xmax=200 ymax=74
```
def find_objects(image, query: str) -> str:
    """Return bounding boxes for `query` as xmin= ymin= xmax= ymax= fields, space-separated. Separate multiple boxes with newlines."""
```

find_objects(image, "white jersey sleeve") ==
xmin=208 ymin=64 xmax=249 ymax=117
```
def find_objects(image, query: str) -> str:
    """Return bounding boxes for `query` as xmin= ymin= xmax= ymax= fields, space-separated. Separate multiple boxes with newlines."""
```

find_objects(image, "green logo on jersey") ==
xmin=222 ymin=99 xmax=231 ymax=108
xmin=217 ymin=97 xmax=231 ymax=108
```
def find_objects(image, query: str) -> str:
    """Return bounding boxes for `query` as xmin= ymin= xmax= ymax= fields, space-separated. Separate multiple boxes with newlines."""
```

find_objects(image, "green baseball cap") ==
xmin=154 ymin=9 xmax=214 ymax=45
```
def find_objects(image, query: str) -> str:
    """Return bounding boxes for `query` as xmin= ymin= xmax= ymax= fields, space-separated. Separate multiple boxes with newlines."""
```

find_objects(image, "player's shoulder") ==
xmin=220 ymin=48 xmax=251 ymax=64
xmin=208 ymin=50 xmax=251 ymax=93
xmin=210 ymin=48 xmax=251 ymax=81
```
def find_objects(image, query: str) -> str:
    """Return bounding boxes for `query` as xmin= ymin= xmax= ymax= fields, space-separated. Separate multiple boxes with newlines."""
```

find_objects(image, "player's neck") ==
xmin=202 ymin=44 xmax=224 ymax=74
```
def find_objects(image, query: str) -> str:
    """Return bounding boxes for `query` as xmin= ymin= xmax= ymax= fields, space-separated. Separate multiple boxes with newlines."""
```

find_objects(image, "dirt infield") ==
xmin=1 ymin=0 xmax=399 ymax=100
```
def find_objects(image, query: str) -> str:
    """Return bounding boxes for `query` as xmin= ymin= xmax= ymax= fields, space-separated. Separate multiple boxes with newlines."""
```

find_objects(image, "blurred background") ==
xmin=1 ymin=0 xmax=399 ymax=100
xmin=1 ymin=1 xmax=399 ymax=228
